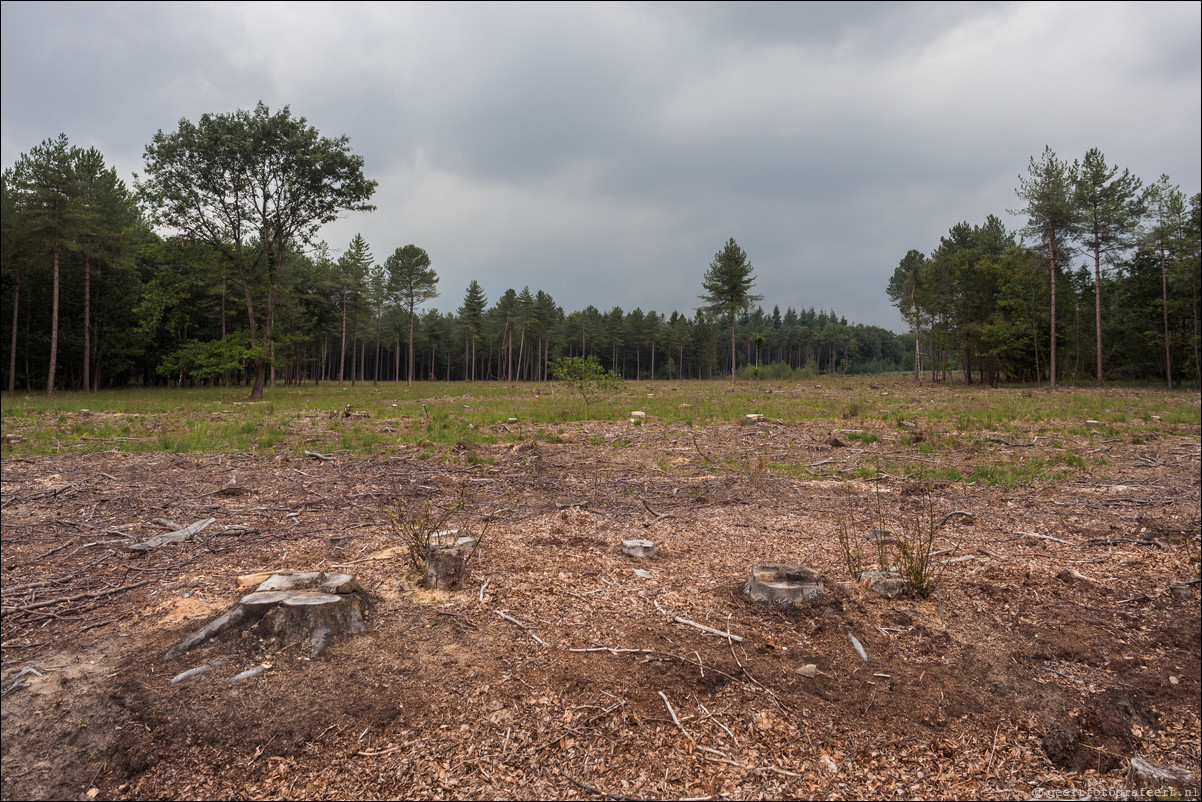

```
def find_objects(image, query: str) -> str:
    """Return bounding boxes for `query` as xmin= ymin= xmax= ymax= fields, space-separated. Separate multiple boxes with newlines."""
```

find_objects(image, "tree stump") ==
xmin=743 ymin=563 xmax=824 ymax=606
xmin=621 ymin=539 xmax=657 ymax=558
xmin=860 ymin=570 xmax=908 ymax=598
xmin=424 ymin=547 xmax=469 ymax=590
xmin=1126 ymin=757 xmax=1199 ymax=800
xmin=165 ymin=571 xmax=371 ymax=660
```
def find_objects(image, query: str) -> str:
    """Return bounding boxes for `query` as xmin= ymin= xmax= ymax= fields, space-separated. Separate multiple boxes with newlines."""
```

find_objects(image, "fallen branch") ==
xmin=494 ymin=610 xmax=547 ymax=647
xmin=671 ymin=615 xmax=743 ymax=643
xmin=938 ymin=510 xmax=974 ymax=528
xmin=305 ymin=450 xmax=335 ymax=462
xmin=658 ymin=691 xmax=693 ymax=741
xmin=1016 ymin=531 xmax=1075 ymax=547
xmin=126 ymin=518 xmax=216 ymax=552
xmin=356 ymin=745 xmax=403 ymax=757
xmin=559 ymin=770 xmax=648 ymax=802
xmin=0 ymin=579 xmax=151 ymax=617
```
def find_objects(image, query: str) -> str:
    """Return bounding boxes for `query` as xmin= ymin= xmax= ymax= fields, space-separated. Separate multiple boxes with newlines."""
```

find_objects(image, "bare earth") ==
xmin=2 ymin=402 xmax=1199 ymax=801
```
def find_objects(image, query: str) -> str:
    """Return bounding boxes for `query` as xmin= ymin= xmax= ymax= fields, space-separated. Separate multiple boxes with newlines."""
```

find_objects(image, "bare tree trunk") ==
xmin=374 ymin=313 xmax=382 ymax=386
xmin=82 ymin=255 xmax=91 ymax=392
xmin=1160 ymin=244 xmax=1173 ymax=389
xmin=1093 ymin=244 xmax=1104 ymax=386
xmin=46 ymin=247 xmax=60 ymax=398
xmin=729 ymin=315 xmax=736 ymax=384
xmin=407 ymin=304 xmax=416 ymax=387
xmin=338 ymin=292 xmax=347 ymax=387
xmin=7 ymin=267 xmax=18 ymax=397
xmin=913 ymin=317 xmax=920 ymax=383
xmin=1048 ymin=230 xmax=1058 ymax=390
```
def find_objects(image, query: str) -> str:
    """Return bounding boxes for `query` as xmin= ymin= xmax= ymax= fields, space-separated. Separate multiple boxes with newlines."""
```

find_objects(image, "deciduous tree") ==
xmin=138 ymin=102 xmax=376 ymax=398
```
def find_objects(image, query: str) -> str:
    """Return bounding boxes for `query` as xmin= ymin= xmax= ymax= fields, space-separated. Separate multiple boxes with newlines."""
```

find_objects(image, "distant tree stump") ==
xmin=621 ymin=539 xmax=657 ymax=558
xmin=165 ymin=571 xmax=370 ymax=660
xmin=744 ymin=563 xmax=825 ymax=606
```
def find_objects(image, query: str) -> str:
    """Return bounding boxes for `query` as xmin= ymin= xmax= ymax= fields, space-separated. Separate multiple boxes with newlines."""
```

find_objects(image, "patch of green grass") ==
xmin=844 ymin=431 xmax=879 ymax=444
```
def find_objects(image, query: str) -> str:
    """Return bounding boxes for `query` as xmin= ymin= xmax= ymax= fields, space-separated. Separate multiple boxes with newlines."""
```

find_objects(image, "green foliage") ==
xmin=701 ymin=238 xmax=762 ymax=382
xmin=550 ymin=355 xmax=624 ymax=413
xmin=156 ymin=333 xmax=256 ymax=383
xmin=137 ymin=102 xmax=377 ymax=398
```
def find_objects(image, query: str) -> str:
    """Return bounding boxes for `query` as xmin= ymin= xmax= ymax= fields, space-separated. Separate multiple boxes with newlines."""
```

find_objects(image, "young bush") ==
xmin=550 ymin=355 xmax=624 ymax=414
xmin=893 ymin=486 xmax=943 ymax=599
xmin=386 ymin=483 xmax=491 ymax=588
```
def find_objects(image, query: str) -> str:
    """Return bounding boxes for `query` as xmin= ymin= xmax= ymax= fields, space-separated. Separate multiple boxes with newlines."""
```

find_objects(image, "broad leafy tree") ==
xmin=137 ymin=102 xmax=377 ymax=398
xmin=701 ymin=237 xmax=762 ymax=383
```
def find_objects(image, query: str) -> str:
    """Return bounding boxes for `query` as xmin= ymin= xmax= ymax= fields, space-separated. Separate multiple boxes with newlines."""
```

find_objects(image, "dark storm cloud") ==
xmin=3 ymin=2 xmax=1199 ymax=330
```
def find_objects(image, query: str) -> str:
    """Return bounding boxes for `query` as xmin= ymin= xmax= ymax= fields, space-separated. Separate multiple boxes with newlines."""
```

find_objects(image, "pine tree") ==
xmin=385 ymin=245 xmax=437 ymax=386
xmin=458 ymin=280 xmax=487 ymax=381
xmin=700 ymin=237 xmax=762 ymax=383
xmin=9 ymin=134 xmax=78 ymax=397
xmin=1073 ymin=148 xmax=1143 ymax=386
xmin=1014 ymin=147 xmax=1077 ymax=389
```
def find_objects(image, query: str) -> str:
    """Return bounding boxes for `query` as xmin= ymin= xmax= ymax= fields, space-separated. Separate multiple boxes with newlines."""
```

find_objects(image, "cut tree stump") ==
xmin=621 ymin=539 xmax=657 ymax=558
xmin=743 ymin=563 xmax=825 ymax=606
xmin=165 ymin=571 xmax=370 ymax=660
xmin=860 ymin=570 xmax=908 ymax=598
xmin=1126 ymin=756 xmax=1198 ymax=800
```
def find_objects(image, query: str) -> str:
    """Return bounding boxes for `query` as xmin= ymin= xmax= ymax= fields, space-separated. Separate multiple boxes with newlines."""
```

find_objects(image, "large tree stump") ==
xmin=165 ymin=571 xmax=371 ymax=660
xmin=743 ymin=563 xmax=825 ymax=606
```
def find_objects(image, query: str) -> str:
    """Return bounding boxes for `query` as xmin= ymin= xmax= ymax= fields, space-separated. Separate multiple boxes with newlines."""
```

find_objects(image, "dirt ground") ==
xmin=2 ymin=406 xmax=1199 ymax=800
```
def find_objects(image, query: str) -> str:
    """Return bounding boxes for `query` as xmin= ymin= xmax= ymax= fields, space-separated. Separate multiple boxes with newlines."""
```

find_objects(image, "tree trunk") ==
xmin=82 ymin=254 xmax=91 ymax=393
xmin=374 ymin=313 xmax=382 ymax=386
xmin=1160 ymin=244 xmax=1172 ymax=389
xmin=7 ymin=266 xmax=18 ymax=397
xmin=1093 ymin=243 xmax=1104 ymax=386
xmin=1048 ymin=229 xmax=1058 ymax=390
xmin=729 ymin=314 xmax=736 ymax=384
xmin=407 ymin=304 xmax=416 ymax=387
xmin=46 ymin=246 xmax=60 ymax=398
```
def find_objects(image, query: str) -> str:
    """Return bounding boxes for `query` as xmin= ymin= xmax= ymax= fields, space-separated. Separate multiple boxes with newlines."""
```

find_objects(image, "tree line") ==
xmin=2 ymin=103 xmax=906 ymax=397
xmin=889 ymin=146 xmax=1201 ymax=388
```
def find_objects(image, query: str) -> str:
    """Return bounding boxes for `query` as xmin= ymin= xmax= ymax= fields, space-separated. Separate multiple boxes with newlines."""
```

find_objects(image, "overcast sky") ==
xmin=3 ymin=1 xmax=1199 ymax=331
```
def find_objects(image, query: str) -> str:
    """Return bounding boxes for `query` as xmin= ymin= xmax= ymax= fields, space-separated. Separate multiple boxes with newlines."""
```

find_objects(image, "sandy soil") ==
xmin=2 ymin=409 xmax=1199 ymax=800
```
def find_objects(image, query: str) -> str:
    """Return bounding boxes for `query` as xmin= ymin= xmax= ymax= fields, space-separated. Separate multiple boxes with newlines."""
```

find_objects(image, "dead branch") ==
xmin=125 ymin=517 xmax=216 ymax=552
xmin=1016 ymin=531 xmax=1075 ymax=547
xmin=0 ymin=579 xmax=151 ymax=617
xmin=658 ymin=691 xmax=693 ymax=741
xmin=938 ymin=510 xmax=974 ymax=527
xmin=494 ymin=610 xmax=547 ymax=647
xmin=672 ymin=615 xmax=744 ymax=643
xmin=305 ymin=450 xmax=335 ymax=462
xmin=559 ymin=770 xmax=648 ymax=802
